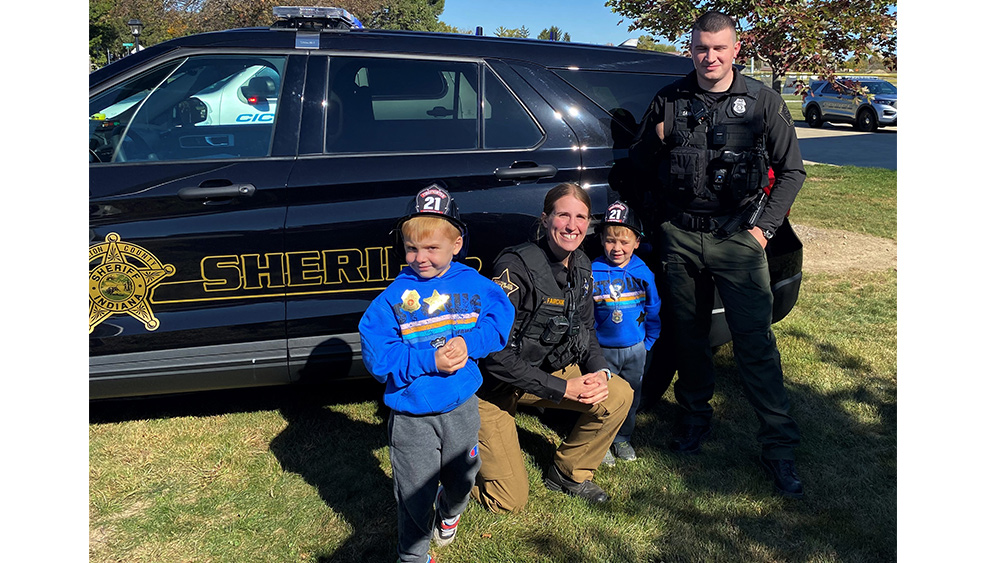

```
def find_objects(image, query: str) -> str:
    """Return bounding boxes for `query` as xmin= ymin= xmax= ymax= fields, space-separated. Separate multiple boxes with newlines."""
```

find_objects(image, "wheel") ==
xmin=854 ymin=108 xmax=878 ymax=132
xmin=805 ymin=105 xmax=823 ymax=128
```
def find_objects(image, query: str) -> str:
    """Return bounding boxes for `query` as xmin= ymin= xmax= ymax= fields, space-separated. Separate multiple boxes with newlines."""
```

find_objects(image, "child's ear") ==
xmin=452 ymin=236 xmax=464 ymax=256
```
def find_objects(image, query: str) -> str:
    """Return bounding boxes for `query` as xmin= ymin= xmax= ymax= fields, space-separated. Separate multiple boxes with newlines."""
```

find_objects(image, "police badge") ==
xmin=733 ymin=97 xmax=747 ymax=115
xmin=401 ymin=289 xmax=421 ymax=313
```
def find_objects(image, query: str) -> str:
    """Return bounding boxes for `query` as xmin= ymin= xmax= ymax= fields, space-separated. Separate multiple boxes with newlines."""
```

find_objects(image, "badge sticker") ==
xmin=89 ymin=232 xmax=175 ymax=333
xmin=401 ymin=289 xmax=421 ymax=313
xmin=423 ymin=289 xmax=450 ymax=314
xmin=733 ymin=97 xmax=747 ymax=115
xmin=431 ymin=336 xmax=446 ymax=348
xmin=492 ymin=268 xmax=519 ymax=296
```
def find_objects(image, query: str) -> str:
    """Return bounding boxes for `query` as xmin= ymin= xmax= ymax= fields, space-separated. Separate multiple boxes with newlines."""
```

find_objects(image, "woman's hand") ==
xmin=564 ymin=371 xmax=610 ymax=404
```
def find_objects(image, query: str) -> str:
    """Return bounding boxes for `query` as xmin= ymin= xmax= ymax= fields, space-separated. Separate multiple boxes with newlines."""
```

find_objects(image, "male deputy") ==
xmin=629 ymin=11 xmax=806 ymax=498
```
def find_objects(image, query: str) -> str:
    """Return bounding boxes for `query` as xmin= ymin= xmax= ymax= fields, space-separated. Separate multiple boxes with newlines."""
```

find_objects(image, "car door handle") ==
xmin=494 ymin=164 xmax=557 ymax=180
xmin=178 ymin=183 xmax=256 ymax=201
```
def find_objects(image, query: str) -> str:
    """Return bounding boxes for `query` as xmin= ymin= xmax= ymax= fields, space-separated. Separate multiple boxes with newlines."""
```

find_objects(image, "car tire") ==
xmin=805 ymin=105 xmax=823 ymax=128
xmin=854 ymin=108 xmax=878 ymax=132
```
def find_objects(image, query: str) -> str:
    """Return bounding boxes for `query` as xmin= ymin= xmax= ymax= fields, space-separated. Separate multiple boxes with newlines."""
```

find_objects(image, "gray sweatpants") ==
xmin=389 ymin=395 xmax=481 ymax=563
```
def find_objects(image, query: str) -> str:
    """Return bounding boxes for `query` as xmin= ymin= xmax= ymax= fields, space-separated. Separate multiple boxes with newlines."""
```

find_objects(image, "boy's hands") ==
xmin=434 ymin=336 xmax=469 ymax=374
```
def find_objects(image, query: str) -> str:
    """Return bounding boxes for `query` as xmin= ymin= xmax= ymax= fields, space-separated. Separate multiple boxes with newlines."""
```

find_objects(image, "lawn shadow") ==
xmin=269 ymin=395 xmax=397 ymax=562
xmin=630 ymin=333 xmax=896 ymax=561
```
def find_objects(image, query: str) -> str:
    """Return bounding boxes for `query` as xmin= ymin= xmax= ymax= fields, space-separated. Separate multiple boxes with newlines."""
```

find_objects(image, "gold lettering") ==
xmin=287 ymin=251 xmax=323 ymax=286
xmin=322 ymin=249 xmax=366 ymax=285
xmin=202 ymin=256 xmax=242 ymax=291
xmin=242 ymin=253 xmax=286 ymax=289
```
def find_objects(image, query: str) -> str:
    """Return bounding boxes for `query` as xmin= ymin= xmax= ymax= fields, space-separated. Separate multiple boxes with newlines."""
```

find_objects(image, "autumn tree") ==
xmin=605 ymin=0 xmax=896 ymax=91
xmin=537 ymin=26 xmax=571 ymax=42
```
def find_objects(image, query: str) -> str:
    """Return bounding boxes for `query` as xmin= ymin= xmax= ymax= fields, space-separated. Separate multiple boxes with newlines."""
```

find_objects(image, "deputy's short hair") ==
xmin=693 ymin=11 xmax=738 ymax=37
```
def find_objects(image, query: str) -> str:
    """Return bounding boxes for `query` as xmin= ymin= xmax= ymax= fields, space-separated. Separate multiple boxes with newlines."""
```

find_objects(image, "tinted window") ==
xmin=483 ymin=70 xmax=542 ymax=149
xmin=89 ymin=55 xmax=286 ymax=163
xmin=554 ymin=69 xmax=678 ymax=127
xmin=326 ymin=57 xmax=479 ymax=152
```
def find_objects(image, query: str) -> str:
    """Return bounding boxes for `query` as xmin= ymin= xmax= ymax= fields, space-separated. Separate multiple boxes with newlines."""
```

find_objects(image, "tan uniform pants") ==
xmin=471 ymin=364 xmax=632 ymax=513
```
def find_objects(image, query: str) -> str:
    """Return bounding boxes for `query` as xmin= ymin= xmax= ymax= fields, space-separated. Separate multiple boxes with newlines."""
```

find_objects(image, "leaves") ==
xmin=605 ymin=0 xmax=897 ymax=84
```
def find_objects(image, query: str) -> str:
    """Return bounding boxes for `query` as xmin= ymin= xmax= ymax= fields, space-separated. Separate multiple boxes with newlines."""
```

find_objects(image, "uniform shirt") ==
xmin=591 ymin=254 xmax=661 ymax=350
xmin=629 ymin=69 xmax=806 ymax=233
xmin=359 ymin=261 xmax=515 ymax=416
xmin=479 ymin=240 xmax=609 ymax=403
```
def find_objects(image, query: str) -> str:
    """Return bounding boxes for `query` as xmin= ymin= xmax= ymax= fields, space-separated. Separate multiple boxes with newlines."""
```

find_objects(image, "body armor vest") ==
xmin=661 ymin=77 xmax=770 ymax=210
xmin=503 ymin=242 xmax=591 ymax=372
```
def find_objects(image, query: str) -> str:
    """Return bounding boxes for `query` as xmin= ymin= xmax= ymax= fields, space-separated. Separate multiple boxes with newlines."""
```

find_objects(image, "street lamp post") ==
xmin=127 ymin=18 xmax=143 ymax=55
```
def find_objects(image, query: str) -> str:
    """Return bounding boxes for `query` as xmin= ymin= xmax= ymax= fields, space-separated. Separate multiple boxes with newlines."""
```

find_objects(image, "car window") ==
xmin=324 ymin=57 xmax=540 ymax=153
xmin=89 ymin=55 xmax=287 ymax=163
xmin=483 ymin=69 xmax=542 ymax=149
xmin=553 ymin=69 xmax=677 ymax=128
xmin=326 ymin=57 xmax=478 ymax=152
xmin=818 ymin=82 xmax=840 ymax=95
xmin=865 ymin=81 xmax=897 ymax=95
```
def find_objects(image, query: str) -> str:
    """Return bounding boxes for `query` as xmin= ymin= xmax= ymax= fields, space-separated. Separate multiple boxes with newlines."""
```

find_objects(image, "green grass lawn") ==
xmin=90 ymin=166 xmax=897 ymax=562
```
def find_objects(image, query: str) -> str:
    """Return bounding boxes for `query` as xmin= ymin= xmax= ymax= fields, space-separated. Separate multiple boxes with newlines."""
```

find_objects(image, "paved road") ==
xmin=794 ymin=122 xmax=897 ymax=170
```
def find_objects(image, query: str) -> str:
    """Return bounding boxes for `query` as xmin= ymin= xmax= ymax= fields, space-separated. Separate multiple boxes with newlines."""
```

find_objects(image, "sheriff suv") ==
xmin=801 ymin=77 xmax=897 ymax=132
xmin=89 ymin=6 xmax=803 ymax=399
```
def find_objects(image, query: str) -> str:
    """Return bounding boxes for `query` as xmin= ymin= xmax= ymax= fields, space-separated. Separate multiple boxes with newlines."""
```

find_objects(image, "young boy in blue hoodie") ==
xmin=359 ymin=185 xmax=515 ymax=563
xmin=591 ymin=201 xmax=661 ymax=464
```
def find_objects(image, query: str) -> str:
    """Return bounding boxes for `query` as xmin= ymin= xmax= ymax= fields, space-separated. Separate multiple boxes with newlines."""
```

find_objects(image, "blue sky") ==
xmin=439 ymin=0 xmax=665 ymax=47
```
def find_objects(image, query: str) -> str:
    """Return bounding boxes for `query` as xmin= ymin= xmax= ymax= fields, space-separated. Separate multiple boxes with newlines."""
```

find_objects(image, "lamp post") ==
xmin=127 ymin=18 xmax=143 ymax=54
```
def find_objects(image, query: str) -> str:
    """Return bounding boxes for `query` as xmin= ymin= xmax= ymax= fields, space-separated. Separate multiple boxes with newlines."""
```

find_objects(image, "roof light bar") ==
xmin=271 ymin=6 xmax=363 ymax=30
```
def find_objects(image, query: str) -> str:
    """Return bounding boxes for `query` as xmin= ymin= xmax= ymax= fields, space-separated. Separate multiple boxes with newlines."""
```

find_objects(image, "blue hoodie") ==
xmin=359 ymin=262 xmax=515 ymax=415
xmin=591 ymin=254 xmax=661 ymax=350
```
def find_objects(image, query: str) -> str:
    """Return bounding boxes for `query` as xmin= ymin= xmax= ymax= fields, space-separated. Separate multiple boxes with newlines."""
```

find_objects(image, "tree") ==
xmin=368 ymin=0 xmax=447 ymax=31
xmin=495 ymin=25 xmax=531 ymax=38
xmin=537 ymin=26 xmax=571 ymax=42
xmin=605 ymin=0 xmax=897 ymax=91
xmin=90 ymin=0 xmax=451 ymax=67
xmin=636 ymin=34 xmax=677 ymax=53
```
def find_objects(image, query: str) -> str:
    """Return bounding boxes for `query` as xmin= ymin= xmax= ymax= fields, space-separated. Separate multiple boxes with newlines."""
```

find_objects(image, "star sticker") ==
xmin=423 ymin=289 xmax=450 ymax=314
xmin=492 ymin=268 xmax=519 ymax=296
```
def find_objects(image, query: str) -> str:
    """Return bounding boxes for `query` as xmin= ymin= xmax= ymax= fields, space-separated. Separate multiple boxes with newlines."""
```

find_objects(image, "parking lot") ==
xmin=795 ymin=123 xmax=897 ymax=169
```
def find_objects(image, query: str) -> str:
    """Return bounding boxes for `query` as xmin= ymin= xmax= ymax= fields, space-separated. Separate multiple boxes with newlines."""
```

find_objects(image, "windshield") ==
xmin=864 ymin=81 xmax=896 ymax=95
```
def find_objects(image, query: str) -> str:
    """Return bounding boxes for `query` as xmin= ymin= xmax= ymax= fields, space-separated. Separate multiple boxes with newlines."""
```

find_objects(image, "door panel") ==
xmin=282 ymin=54 xmax=582 ymax=380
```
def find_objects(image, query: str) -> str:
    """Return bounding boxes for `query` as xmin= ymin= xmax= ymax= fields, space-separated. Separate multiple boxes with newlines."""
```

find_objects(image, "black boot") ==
xmin=758 ymin=456 xmax=804 ymax=499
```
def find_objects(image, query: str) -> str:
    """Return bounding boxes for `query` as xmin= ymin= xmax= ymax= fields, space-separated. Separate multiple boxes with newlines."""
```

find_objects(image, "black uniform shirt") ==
xmin=630 ymin=69 xmax=806 ymax=232
xmin=479 ymin=239 xmax=608 ymax=403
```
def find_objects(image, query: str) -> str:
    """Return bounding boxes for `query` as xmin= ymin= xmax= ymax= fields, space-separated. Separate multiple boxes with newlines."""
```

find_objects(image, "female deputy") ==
xmin=472 ymin=183 xmax=632 ymax=513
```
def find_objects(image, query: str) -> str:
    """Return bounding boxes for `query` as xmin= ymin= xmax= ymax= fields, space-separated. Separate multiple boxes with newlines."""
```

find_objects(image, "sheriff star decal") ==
xmin=423 ymin=289 xmax=450 ymax=314
xmin=89 ymin=233 xmax=175 ymax=333
xmin=492 ymin=268 xmax=519 ymax=296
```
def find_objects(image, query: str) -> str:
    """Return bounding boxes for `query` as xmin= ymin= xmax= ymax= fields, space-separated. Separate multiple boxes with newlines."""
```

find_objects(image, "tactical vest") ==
xmin=661 ymin=77 xmax=770 ymax=210
xmin=502 ymin=242 xmax=591 ymax=372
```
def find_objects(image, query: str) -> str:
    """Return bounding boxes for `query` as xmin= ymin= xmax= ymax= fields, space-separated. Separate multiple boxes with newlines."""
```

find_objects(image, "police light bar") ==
xmin=271 ymin=6 xmax=363 ymax=29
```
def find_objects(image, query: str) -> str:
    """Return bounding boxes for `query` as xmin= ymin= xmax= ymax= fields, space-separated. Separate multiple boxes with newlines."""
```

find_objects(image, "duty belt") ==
xmin=670 ymin=210 xmax=739 ymax=233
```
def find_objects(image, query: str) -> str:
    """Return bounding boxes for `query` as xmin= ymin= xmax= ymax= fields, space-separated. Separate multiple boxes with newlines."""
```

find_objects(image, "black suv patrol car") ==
xmin=89 ymin=7 xmax=802 ymax=399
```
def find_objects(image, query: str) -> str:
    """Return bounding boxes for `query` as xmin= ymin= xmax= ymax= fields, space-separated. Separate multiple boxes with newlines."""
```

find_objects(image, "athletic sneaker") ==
xmin=432 ymin=486 xmax=460 ymax=547
xmin=396 ymin=557 xmax=435 ymax=563
xmin=611 ymin=441 xmax=637 ymax=461
xmin=601 ymin=449 xmax=616 ymax=466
